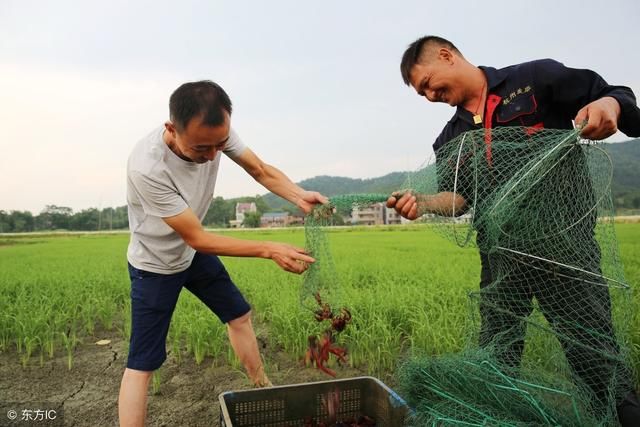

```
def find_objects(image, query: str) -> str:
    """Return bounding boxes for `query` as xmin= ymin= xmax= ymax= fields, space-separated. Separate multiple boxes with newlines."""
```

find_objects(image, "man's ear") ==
xmin=164 ymin=121 xmax=177 ymax=136
xmin=438 ymin=48 xmax=454 ymax=64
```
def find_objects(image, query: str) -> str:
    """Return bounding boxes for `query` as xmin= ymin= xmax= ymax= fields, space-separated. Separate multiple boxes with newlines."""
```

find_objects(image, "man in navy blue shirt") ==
xmin=388 ymin=35 xmax=640 ymax=425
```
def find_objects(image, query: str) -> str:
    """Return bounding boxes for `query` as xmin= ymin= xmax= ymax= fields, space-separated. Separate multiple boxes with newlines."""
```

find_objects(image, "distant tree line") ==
xmin=5 ymin=185 xmax=635 ymax=234
xmin=0 ymin=205 xmax=130 ymax=233
xmin=613 ymin=191 xmax=640 ymax=211
xmin=0 ymin=195 xmax=279 ymax=233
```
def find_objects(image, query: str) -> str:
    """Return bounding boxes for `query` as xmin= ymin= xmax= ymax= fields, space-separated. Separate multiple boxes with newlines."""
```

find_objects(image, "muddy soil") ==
xmin=0 ymin=327 xmax=375 ymax=427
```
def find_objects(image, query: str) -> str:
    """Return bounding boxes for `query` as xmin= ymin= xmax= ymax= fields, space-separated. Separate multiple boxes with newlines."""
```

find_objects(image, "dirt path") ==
xmin=0 ymin=331 xmax=370 ymax=426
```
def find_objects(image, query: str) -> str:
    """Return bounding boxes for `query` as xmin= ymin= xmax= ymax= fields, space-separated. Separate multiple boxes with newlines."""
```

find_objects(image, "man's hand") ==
xmin=386 ymin=191 xmax=420 ymax=220
xmin=387 ymin=190 xmax=467 ymax=218
xmin=575 ymin=96 xmax=621 ymax=140
xmin=266 ymin=242 xmax=315 ymax=274
xmin=296 ymin=191 xmax=329 ymax=214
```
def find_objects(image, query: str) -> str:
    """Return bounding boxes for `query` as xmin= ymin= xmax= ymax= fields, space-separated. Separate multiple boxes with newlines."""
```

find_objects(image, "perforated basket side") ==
xmin=218 ymin=376 xmax=408 ymax=427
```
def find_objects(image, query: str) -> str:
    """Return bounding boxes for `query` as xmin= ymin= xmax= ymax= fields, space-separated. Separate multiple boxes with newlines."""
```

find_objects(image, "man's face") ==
xmin=408 ymin=49 xmax=463 ymax=107
xmin=166 ymin=112 xmax=231 ymax=164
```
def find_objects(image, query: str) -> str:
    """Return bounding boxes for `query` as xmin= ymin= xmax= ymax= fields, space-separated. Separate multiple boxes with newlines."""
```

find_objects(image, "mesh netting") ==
xmin=398 ymin=350 xmax=598 ymax=426
xmin=302 ymin=127 xmax=635 ymax=425
xmin=301 ymin=194 xmax=389 ymax=312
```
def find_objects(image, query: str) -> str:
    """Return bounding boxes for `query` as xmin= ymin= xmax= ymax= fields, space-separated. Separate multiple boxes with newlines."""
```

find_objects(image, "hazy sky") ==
xmin=2 ymin=0 xmax=639 ymax=214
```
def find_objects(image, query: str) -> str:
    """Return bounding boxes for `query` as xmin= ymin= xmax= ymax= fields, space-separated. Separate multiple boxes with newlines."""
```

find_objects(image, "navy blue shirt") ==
xmin=433 ymin=58 xmax=640 ymax=153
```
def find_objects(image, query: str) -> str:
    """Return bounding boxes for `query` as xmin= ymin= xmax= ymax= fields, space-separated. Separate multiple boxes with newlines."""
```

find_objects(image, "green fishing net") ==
xmin=300 ymin=194 xmax=388 ymax=313
xmin=302 ymin=127 xmax=635 ymax=426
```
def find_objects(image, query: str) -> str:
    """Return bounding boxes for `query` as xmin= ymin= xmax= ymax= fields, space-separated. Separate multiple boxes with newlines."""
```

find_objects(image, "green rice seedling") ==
xmin=120 ymin=300 xmax=132 ymax=341
xmin=193 ymin=334 xmax=206 ymax=365
xmin=151 ymin=369 xmax=162 ymax=395
xmin=21 ymin=336 xmax=39 ymax=368
xmin=170 ymin=331 xmax=182 ymax=366
xmin=205 ymin=325 xmax=227 ymax=360
xmin=60 ymin=330 xmax=80 ymax=370
xmin=0 ymin=314 xmax=11 ymax=352
xmin=0 ymin=226 xmax=637 ymax=381
xmin=13 ymin=318 xmax=26 ymax=354
xmin=226 ymin=346 xmax=241 ymax=371
xmin=97 ymin=298 xmax=115 ymax=330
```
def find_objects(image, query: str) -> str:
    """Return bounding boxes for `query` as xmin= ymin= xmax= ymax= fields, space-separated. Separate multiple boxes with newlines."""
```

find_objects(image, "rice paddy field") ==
xmin=0 ymin=223 xmax=639 ymax=425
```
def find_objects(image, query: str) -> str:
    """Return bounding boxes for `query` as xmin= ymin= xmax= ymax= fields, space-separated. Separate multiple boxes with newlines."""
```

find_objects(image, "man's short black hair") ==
xmin=169 ymin=80 xmax=232 ymax=131
xmin=400 ymin=36 xmax=461 ymax=86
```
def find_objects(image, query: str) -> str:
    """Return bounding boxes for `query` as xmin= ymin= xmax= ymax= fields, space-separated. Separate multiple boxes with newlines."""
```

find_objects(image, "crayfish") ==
xmin=313 ymin=292 xmax=352 ymax=333
xmin=305 ymin=292 xmax=352 ymax=377
xmin=304 ymin=331 xmax=348 ymax=377
xmin=298 ymin=387 xmax=377 ymax=426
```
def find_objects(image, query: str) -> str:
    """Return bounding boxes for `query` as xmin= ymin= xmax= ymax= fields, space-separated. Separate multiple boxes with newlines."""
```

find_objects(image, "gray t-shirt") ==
xmin=126 ymin=126 xmax=247 ymax=274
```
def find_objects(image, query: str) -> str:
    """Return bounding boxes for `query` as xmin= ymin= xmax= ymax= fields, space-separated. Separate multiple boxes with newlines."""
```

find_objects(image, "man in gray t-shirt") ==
xmin=119 ymin=80 xmax=327 ymax=427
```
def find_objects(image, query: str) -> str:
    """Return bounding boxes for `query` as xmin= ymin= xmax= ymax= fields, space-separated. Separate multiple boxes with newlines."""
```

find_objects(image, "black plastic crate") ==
xmin=219 ymin=376 xmax=409 ymax=426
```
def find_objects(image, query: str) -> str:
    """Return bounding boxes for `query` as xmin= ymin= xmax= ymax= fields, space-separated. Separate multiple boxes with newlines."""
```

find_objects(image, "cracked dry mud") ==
xmin=0 ymin=327 xmax=372 ymax=426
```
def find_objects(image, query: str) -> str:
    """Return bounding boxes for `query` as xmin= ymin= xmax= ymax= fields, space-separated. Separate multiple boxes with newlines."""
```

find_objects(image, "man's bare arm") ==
xmin=232 ymin=148 xmax=328 ymax=214
xmin=387 ymin=191 xmax=467 ymax=220
xmin=163 ymin=207 xmax=314 ymax=273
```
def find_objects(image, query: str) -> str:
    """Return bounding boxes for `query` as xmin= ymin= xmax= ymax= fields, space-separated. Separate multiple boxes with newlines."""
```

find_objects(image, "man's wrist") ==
xmin=292 ymin=190 xmax=307 ymax=207
xmin=260 ymin=242 xmax=273 ymax=259
xmin=603 ymin=96 xmax=622 ymax=120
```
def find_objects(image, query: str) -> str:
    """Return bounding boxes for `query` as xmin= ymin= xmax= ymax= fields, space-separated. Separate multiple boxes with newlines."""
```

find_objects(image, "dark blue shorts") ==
xmin=126 ymin=252 xmax=251 ymax=371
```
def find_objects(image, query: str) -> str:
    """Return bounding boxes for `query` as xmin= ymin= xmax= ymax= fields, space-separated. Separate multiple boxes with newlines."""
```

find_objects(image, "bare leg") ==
xmin=118 ymin=368 xmax=153 ymax=427
xmin=227 ymin=311 xmax=271 ymax=387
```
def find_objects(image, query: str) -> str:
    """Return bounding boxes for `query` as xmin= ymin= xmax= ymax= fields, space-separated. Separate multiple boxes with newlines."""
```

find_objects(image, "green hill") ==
xmin=605 ymin=138 xmax=640 ymax=210
xmin=261 ymin=139 xmax=640 ymax=212
xmin=261 ymin=172 xmax=409 ymax=210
